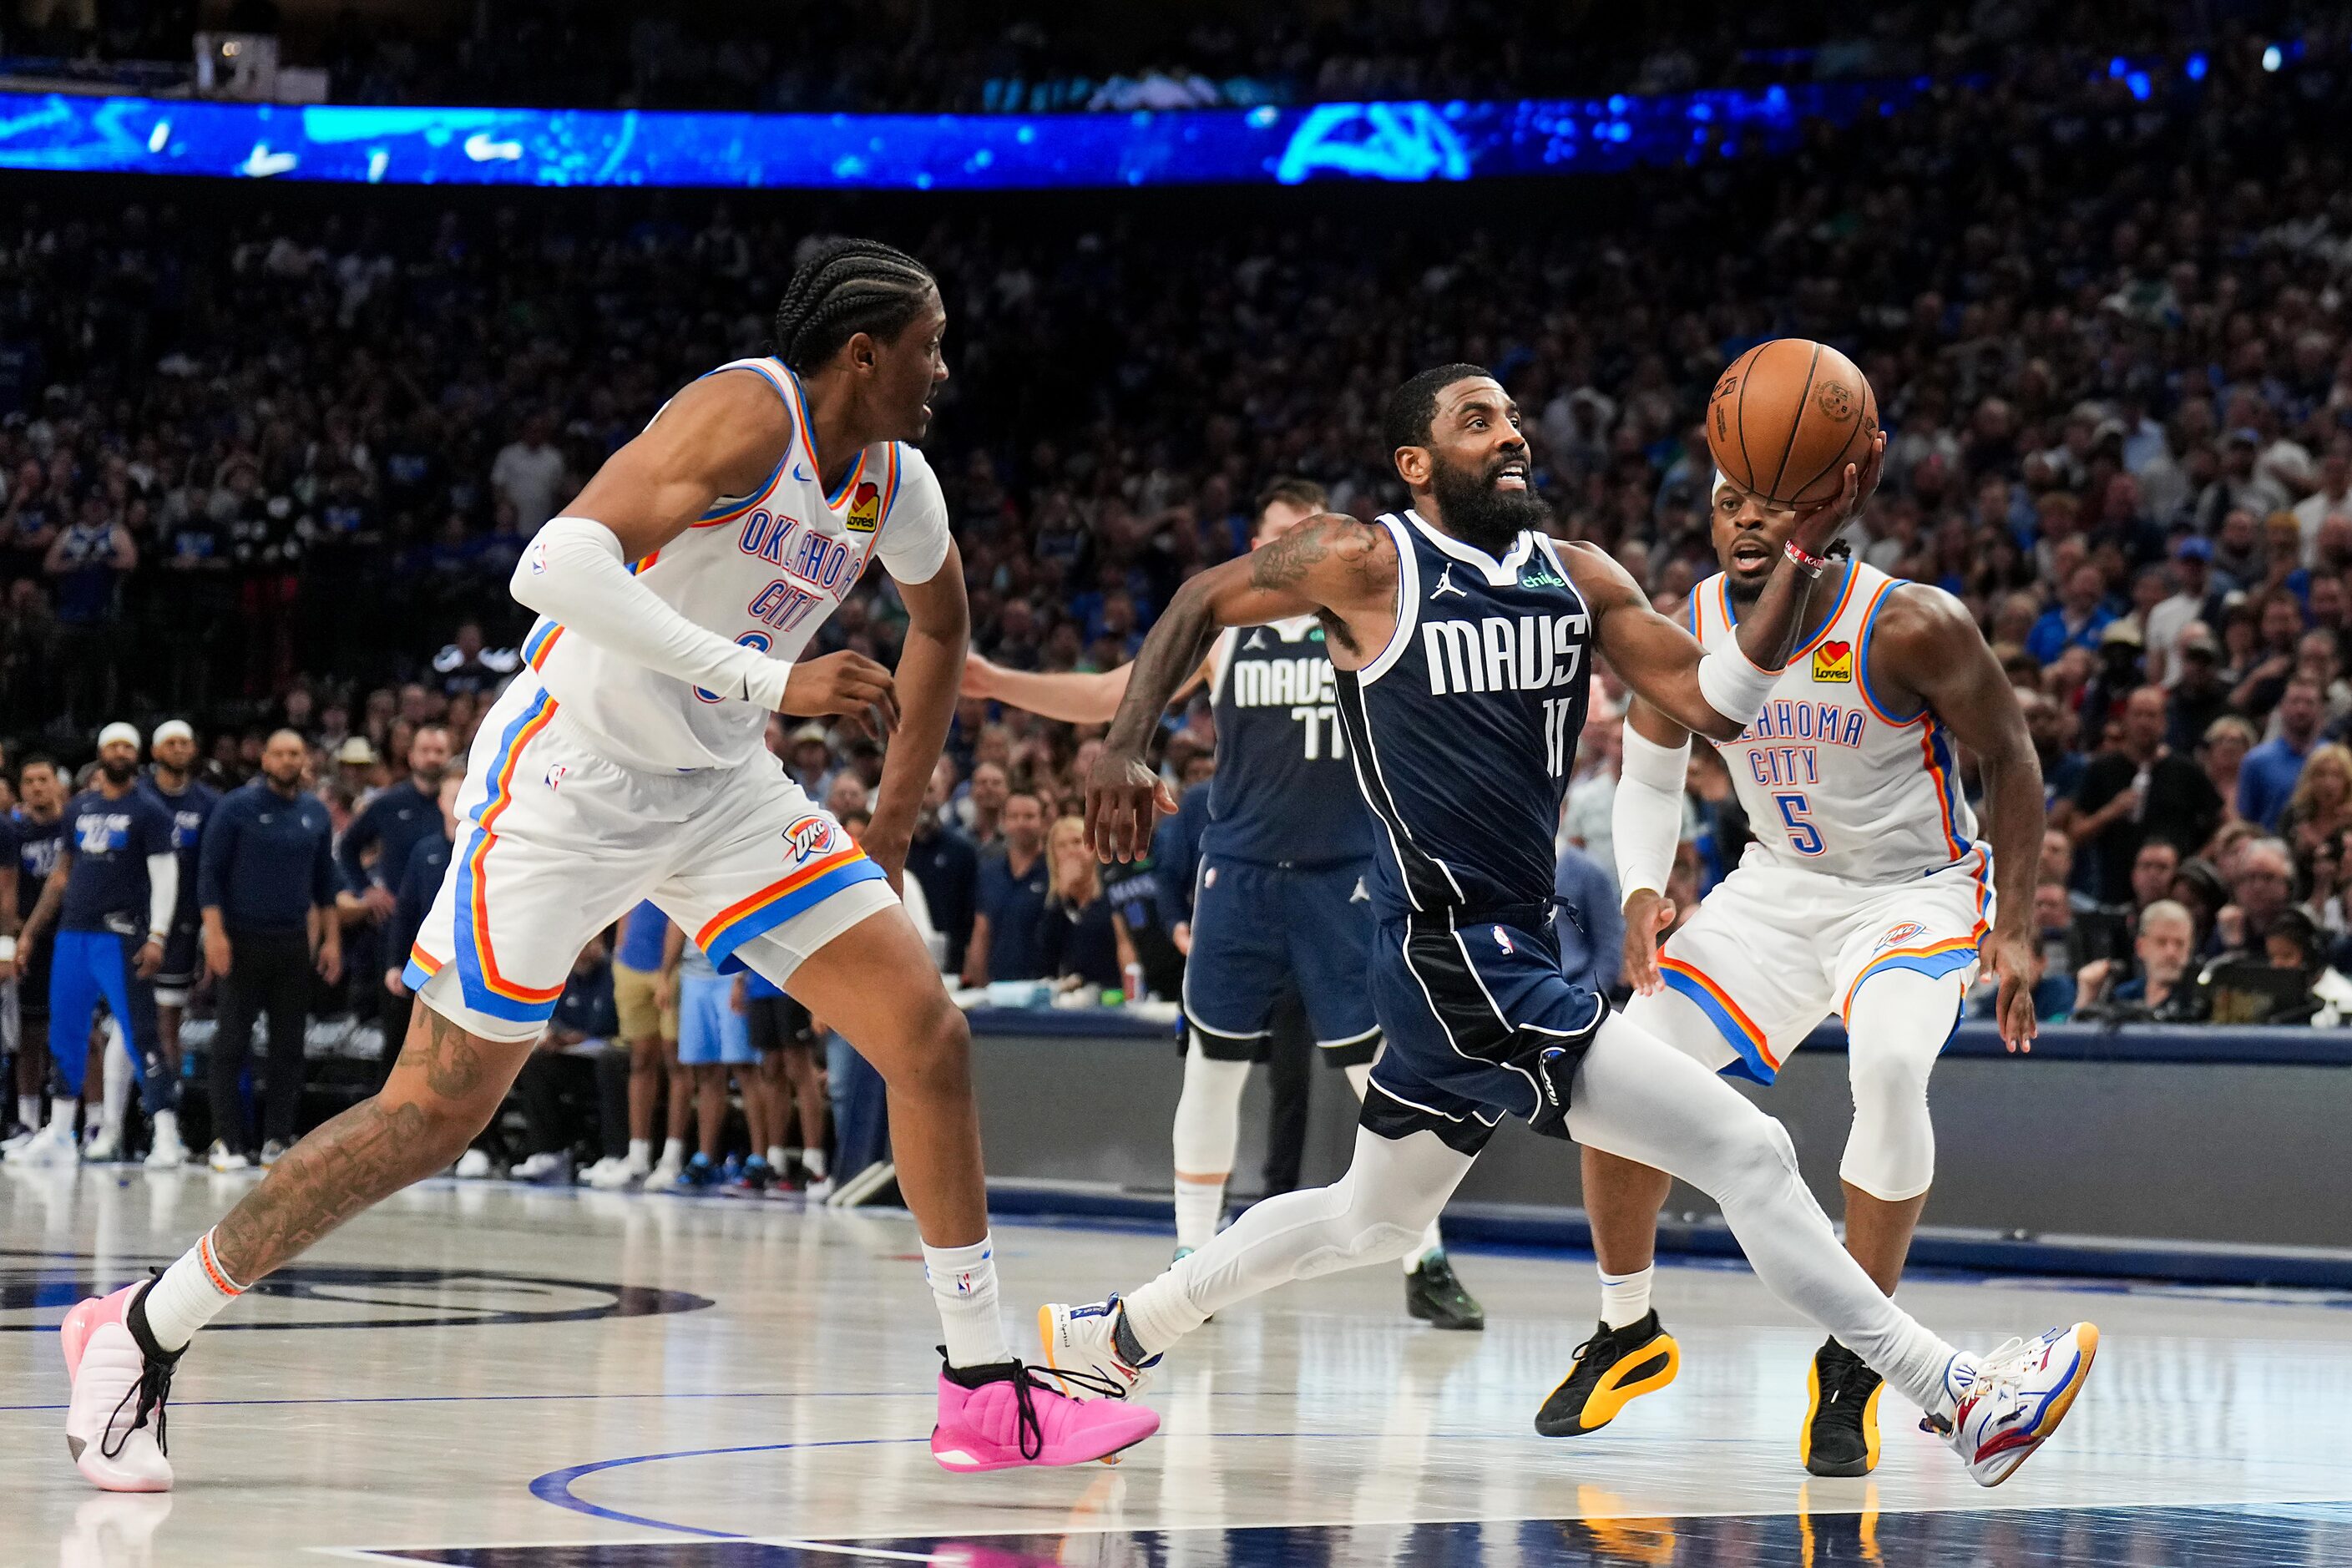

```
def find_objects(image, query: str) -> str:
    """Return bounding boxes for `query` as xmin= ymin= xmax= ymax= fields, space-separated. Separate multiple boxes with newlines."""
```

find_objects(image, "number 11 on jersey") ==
xmin=1543 ymin=696 xmax=1574 ymax=777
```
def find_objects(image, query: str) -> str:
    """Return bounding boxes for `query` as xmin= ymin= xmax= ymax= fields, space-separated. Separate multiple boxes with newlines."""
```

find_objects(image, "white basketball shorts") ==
xmin=402 ymin=677 xmax=895 ymax=1043
xmin=1642 ymin=845 xmax=1993 ymax=1084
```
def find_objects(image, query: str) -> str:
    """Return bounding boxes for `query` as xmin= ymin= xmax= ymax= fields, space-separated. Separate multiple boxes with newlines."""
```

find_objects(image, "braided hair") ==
xmin=771 ymin=239 xmax=938 ymax=372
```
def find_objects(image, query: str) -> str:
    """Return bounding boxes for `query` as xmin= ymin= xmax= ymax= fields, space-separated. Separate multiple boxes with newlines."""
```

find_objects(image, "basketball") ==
xmin=1706 ymin=339 xmax=1879 ymax=507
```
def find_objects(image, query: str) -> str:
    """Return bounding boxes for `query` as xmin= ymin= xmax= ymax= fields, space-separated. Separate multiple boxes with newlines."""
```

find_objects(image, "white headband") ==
xmin=151 ymin=720 xmax=194 ymax=746
xmin=97 ymin=722 xmax=141 ymax=751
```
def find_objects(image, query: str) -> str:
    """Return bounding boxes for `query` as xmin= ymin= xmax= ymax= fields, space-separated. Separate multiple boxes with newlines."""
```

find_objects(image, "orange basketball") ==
xmin=1705 ymin=339 xmax=1879 ymax=507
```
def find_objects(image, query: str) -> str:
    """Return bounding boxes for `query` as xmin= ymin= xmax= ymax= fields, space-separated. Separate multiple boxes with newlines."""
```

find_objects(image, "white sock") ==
xmin=626 ymin=1137 xmax=650 ymax=1169
xmin=923 ymin=1235 xmax=1011 ymax=1368
xmin=802 ymin=1146 xmax=827 ymax=1181
xmin=1599 ymin=1263 xmax=1654 ymax=1328
xmin=767 ymin=1144 xmax=789 ymax=1170
xmin=18 ymin=1093 xmax=38 ymax=1130
xmin=1404 ymin=1215 xmax=1444 ymax=1274
xmin=48 ymin=1095 xmax=78 ymax=1133
xmin=101 ymin=1021 xmax=132 ymax=1141
xmin=151 ymin=1108 xmax=180 ymax=1151
xmin=140 ymin=1229 xmax=246 ymax=1352
xmin=1173 ymin=1176 xmax=1226 ymax=1252
xmin=658 ymin=1136 xmax=685 ymax=1167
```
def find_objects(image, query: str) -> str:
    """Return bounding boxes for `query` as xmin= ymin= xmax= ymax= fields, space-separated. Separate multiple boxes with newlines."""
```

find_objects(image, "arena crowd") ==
xmin=4 ymin=21 xmax=2352 ymax=1175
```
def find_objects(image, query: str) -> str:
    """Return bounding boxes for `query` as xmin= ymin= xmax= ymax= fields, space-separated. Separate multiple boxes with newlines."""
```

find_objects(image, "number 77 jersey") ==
xmin=1690 ymin=558 xmax=1980 ymax=884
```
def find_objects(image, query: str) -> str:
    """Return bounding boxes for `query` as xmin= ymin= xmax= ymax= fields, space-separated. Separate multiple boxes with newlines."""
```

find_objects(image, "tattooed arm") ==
xmin=1086 ymin=513 xmax=1396 ymax=861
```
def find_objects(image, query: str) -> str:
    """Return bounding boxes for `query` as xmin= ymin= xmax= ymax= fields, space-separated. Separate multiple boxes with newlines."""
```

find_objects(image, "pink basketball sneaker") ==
xmin=61 ymin=1282 xmax=180 ymax=1492
xmin=929 ymin=1356 xmax=1159 ymax=1473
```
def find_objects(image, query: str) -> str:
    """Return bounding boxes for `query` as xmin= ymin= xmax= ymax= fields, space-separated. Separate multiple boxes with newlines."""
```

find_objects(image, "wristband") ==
xmin=148 ymin=930 xmax=169 ymax=946
xmin=1784 ymin=539 xmax=1829 ymax=577
xmin=0 ymin=935 xmax=15 ymax=963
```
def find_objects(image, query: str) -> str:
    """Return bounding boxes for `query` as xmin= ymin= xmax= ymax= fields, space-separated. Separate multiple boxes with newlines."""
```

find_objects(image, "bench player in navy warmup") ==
xmin=1039 ymin=365 xmax=2098 ymax=1488
xmin=966 ymin=477 xmax=1483 ymax=1331
xmin=138 ymin=718 xmax=218 ymax=1168
xmin=14 ymin=725 xmax=181 ymax=1166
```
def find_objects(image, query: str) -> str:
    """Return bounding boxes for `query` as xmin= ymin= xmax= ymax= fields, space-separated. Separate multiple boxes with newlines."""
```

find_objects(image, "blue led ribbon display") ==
xmin=0 ymin=78 xmax=1937 ymax=190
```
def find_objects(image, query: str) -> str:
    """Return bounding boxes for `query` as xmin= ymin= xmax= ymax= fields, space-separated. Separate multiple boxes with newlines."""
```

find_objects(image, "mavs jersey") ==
xmin=518 ymin=357 xmax=952 ymax=773
xmin=1201 ymin=619 xmax=1374 ymax=866
xmin=1335 ymin=512 xmax=1592 ymax=923
xmin=1690 ymin=559 xmax=1981 ymax=883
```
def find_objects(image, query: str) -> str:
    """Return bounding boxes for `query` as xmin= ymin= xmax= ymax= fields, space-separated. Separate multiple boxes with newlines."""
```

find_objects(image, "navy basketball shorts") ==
xmin=1181 ymin=857 xmax=1380 ymax=1068
xmin=155 ymin=918 xmax=202 ymax=1001
xmin=1359 ymin=904 xmax=1608 ymax=1156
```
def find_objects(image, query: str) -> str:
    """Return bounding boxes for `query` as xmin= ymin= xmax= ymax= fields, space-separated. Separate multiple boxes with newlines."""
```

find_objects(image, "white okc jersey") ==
xmin=519 ymin=356 xmax=950 ymax=772
xmin=1691 ymin=559 xmax=1980 ymax=884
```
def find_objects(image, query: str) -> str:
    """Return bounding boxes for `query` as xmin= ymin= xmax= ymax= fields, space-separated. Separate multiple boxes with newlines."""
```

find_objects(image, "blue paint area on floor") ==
xmin=367 ymin=1504 xmax=2352 ymax=1566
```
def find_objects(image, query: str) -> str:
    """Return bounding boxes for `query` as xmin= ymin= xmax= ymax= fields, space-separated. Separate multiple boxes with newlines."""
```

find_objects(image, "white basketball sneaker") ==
xmin=143 ymin=1113 xmax=186 ymax=1171
xmin=13 ymin=1120 xmax=81 ymax=1167
xmin=582 ymin=1156 xmax=635 ymax=1189
xmin=60 ymin=1282 xmax=178 ymax=1492
xmin=1940 ymin=1322 xmax=2099 ymax=1487
xmin=1036 ymin=1297 xmax=1161 ymax=1399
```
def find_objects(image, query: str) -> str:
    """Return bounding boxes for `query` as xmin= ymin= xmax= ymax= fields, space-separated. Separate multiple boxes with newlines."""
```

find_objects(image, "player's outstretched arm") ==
xmin=1085 ymin=513 xmax=1394 ymax=861
xmin=963 ymin=652 xmax=1217 ymax=726
xmin=1874 ymin=584 xmax=2048 ymax=1050
xmin=509 ymin=371 xmax=805 ymax=710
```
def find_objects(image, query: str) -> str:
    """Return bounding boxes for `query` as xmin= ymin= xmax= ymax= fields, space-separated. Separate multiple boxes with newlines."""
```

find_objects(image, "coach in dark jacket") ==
xmin=198 ymin=730 xmax=341 ymax=1161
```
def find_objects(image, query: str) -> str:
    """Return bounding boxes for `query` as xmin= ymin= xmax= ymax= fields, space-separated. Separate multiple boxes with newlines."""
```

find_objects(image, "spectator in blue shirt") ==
xmin=2025 ymin=565 xmax=2117 ymax=665
xmin=962 ymin=792 xmax=1050 ymax=985
xmin=196 ymin=730 xmax=342 ymax=1167
xmin=15 ymin=724 xmax=180 ymax=1161
xmin=2238 ymin=679 xmax=2323 ymax=830
xmin=1555 ymin=843 xmax=1626 ymax=999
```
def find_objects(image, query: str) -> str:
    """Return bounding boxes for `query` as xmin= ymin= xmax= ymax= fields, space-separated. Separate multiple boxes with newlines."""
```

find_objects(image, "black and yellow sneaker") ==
xmin=1404 ymin=1250 xmax=1485 ymax=1331
xmin=1535 ymin=1310 xmax=1680 ymax=1436
xmin=1801 ymin=1337 xmax=1884 ymax=1477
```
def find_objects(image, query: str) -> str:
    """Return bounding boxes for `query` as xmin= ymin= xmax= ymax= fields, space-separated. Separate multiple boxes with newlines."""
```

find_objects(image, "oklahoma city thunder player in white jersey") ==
xmin=1540 ymin=468 xmax=2044 ymax=1479
xmin=56 ymin=240 xmax=1156 ymax=1492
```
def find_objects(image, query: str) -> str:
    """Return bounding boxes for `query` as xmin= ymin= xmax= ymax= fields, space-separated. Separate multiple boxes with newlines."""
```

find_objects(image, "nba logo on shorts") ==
xmin=783 ymin=813 xmax=837 ymax=860
xmin=1873 ymin=921 xmax=1926 ymax=953
xmin=544 ymin=763 xmax=569 ymax=790
xmin=1493 ymin=925 xmax=1514 ymax=954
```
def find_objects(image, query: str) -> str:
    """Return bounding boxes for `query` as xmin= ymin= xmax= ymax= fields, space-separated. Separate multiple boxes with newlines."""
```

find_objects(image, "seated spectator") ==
xmin=1555 ymin=841 xmax=1625 ymax=999
xmin=2026 ymin=565 xmax=2115 ymax=665
xmin=2280 ymin=743 xmax=2352 ymax=862
xmin=2063 ymin=686 xmax=2220 ymax=906
xmin=2238 ymin=680 xmax=2323 ymax=829
xmin=2212 ymin=837 xmax=2297 ymax=956
xmin=1038 ymin=812 xmax=1131 ymax=991
xmin=2073 ymin=898 xmax=2199 ymax=1022
xmin=2026 ymin=883 xmax=2083 ymax=1020
xmin=963 ymin=791 xmax=1049 ymax=985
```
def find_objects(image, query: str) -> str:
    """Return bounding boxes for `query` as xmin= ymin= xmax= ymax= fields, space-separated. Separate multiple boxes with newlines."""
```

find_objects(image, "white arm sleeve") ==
xmin=1695 ymin=644 xmax=1783 ymax=728
xmin=1612 ymin=725 xmax=1691 ymax=898
xmin=144 ymin=852 xmax=177 ymax=943
xmin=511 ymin=517 xmax=789 ymax=709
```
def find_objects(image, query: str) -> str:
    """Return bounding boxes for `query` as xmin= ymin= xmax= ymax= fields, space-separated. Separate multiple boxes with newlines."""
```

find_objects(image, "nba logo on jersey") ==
xmin=847 ymin=481 xmax=881 ymax=534
xmin=1812 ymin=640 xmax=1854 ymax=683
xmin=1493 ymin=925 xmax=1514 ymax=954
xmin=783 ymin=813 xmax=837 ymax=859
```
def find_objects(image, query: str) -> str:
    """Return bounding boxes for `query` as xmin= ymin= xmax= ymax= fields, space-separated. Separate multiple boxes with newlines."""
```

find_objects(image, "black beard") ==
xmin=1429 ymin=458 xmax=1552 ymax=556
xmin=100 ymin=760 xmax=136 ymax=786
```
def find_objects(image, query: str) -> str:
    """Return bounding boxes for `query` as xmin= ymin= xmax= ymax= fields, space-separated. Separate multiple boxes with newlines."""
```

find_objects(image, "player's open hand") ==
xmin=134 ymin=938 xmax=163 ymax=979
xmin=1984 ymin=928 xmax=2041 ymax=1052
xmin=1788 ymin=429 xmax=1884 ymax=560
xmin=1085 ymin=748 xmax=1176 ymax=863
xmin=1621 ymin=888 xmax=1677 ymax=995
xmin=783 ymin=650 xmax=900 ymax=738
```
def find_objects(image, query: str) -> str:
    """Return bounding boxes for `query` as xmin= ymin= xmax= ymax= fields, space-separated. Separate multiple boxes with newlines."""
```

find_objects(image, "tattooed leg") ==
xmin=212 ymin=1004 xmax=533 ymax=1283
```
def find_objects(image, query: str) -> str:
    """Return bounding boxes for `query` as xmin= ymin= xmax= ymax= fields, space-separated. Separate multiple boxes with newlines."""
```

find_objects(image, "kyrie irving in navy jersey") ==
xmin=1045 ymin=366 xmax=2100 ymax=1489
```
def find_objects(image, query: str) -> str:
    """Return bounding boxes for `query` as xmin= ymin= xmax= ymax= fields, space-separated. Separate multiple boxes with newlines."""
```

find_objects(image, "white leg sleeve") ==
xmin=1124 ymin=1125 xmax=1474 ymax=1353
xmin=1171 ymin=1036 xmax=1252 ymax=1179
xmin=1564 ymin=1012 xmax=1958 ymax=1414
xmin=1839 ymin=967 xmax=1959 ymax=1202
xmin=1328 ymin=1062 xmax=1441 ymax=1267
xmin=1171 ymin=1038 xmax=1252 ymax=1251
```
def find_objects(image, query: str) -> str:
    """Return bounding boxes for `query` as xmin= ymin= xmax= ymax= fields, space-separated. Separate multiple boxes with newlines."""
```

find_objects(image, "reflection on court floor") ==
xmin=6 ymin=1171 xmax=2348 ymax=1566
